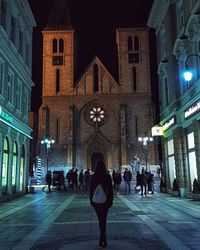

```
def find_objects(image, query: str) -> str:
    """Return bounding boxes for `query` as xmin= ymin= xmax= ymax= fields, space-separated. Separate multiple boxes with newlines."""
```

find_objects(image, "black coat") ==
xmin=89 ymin=174 xmax=113 ymax=208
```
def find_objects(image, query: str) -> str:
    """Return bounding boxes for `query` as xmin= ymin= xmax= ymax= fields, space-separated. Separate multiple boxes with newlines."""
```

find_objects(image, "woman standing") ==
xmin=90 ymin=160 xmax=113 ymax=248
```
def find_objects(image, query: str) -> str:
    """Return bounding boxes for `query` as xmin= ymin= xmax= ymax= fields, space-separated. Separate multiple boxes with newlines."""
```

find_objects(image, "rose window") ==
xmin=89 ymin=107 xmax=105 ymax=123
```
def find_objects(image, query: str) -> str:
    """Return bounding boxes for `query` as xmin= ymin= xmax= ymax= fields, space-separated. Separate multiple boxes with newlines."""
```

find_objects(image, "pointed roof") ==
xmin=45 ymin=0 xmax=73 ymax=30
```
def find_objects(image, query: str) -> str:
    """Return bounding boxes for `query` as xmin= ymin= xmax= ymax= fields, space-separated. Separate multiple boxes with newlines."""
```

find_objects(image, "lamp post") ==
xmin=138 ymin=135 xmax=153 ymax=170
xmin=183 ymin=54 xmax=200 ymax=81
xmin=41 ymin=138 xmax=55 ymax=172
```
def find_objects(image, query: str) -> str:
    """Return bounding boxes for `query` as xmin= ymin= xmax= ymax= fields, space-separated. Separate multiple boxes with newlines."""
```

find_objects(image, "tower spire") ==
xmin=45 ymin=0 xmax=73 ymax=30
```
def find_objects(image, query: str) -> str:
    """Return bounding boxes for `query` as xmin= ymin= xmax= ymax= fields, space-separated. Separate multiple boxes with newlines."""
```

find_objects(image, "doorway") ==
xmin=91 ymin=153 xmax=103 ymax=171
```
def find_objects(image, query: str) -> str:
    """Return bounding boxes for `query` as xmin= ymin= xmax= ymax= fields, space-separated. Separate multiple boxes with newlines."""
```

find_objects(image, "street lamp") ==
xmin=41 ymin=138 xmax=55 ymax=172
xmin=183 ymin=54 xmax=200 ymax=81
xmin=138 ymin=135 xmax=153 ymax=170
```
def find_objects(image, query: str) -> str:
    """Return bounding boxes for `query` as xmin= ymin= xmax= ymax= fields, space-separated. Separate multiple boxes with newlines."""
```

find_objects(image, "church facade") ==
xmin=38 ymin=0 xmax=156 ymax=172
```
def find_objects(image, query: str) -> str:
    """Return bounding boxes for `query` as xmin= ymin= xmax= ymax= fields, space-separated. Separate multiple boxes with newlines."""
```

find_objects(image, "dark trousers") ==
xmin=94 ymin=204 xmax=109 ymax=242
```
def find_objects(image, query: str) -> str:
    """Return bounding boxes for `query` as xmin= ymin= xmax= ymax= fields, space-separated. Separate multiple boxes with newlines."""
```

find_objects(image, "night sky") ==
xmin=28 ymin=0 xmax=157 ymax=115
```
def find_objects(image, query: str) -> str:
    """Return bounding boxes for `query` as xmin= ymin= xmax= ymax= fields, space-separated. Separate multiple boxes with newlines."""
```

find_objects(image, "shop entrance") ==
xmin=91 ymin=153 xmax=103 ymax=171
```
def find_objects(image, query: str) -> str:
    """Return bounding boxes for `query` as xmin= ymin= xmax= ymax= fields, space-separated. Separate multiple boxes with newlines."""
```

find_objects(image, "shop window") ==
xmin=12 ymin=142 xmax=18 ymax=193
xmin=20 ymin=145 xmax=25 ymax=191
xmin=167 ymin=139 xmax=176 ymax=188
xmin=2 ymin=138 xmax=9 ymax=194
xmin=187 ymin=132 xmax=197 ymax=190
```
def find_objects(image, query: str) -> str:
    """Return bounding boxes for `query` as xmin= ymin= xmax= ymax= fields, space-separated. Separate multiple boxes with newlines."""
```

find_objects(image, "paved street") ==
xmin=0 ymin=181 xmax=200 ymax=250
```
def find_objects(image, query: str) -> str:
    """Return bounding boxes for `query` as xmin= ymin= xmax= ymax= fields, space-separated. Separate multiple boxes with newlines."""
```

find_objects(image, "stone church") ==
xmin=38 ymin=0 xmax=156 ymax=172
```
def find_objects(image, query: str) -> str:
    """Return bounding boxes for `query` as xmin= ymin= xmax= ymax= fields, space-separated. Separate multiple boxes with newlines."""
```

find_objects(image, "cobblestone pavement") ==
xmin=0 ymin=180 xmax=200 ymax=250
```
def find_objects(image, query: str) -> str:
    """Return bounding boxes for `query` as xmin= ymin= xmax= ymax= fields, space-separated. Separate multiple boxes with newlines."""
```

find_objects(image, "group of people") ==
xmin=136 ymin=169 xmax=155 ymax=195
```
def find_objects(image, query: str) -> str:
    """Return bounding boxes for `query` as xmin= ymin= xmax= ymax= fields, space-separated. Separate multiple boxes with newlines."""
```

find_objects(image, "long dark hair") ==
xmin=93 ymin=160 xmax=107 ymax=183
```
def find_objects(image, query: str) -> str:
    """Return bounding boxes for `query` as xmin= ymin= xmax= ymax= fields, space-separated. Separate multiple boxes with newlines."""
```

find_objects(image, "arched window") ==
xmin=128 ymin=36 xmax=133 ymax=51
xmin=12 ymin=142 xmax=18 ymax=193
xmin=93 ymin=64 xmax=99 ymax=93
xmin=2 ymin=138 xmax=9 ymax=194
xmin=132 ymin=66 xmax=137 ymax=91
xmin=134 ymin=36 xmax=139 ymax=50
xmin=59 ymin=39 xmax=64 ymax=53
xmin=20 ymin=145 xmax=25 ymax=191
xmin=56 ymin=69 xmax=60 ymax=94
xmin=53 ymin=39 xmax=57 ymax=53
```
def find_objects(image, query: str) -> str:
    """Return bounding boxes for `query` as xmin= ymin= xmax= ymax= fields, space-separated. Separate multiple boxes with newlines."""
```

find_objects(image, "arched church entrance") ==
xmin=91 ymin=152 xmax=103 ymax=171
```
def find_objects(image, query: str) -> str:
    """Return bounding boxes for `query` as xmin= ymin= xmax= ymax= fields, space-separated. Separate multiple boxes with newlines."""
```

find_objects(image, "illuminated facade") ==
xmin=148 ymin=0 xmax=200 ymax=197
xmin=0 ymin=0 xmax=36 ymax=200
xmin=38 ymin=0 xmax=157 ymax=174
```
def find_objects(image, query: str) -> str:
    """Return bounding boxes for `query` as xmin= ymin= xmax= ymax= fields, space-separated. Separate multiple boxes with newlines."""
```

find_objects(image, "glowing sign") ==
xmin=0 ymin=106 xmax=13 ymax=123
xmin=184 ymin=100 xmax=200 ymax=119
xmin=162 ymin=116 xmax=176 ymax=131
xmin=151 ymin=126 xmax=163 ymax=136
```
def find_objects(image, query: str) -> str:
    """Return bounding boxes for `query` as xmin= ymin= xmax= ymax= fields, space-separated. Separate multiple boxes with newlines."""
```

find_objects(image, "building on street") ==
xmin=148 ymin=0 xmax=200 ymax=198
xmin=0 ymin=0 xmax=36 ymax=200
xmin=37 ymin=0 xmax=158 ymax=175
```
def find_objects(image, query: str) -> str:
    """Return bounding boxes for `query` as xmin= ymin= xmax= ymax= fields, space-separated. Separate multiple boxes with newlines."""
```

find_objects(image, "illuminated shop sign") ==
xmin=151 ymin=126 xmax=163 ymax=136
xmin=0 ymin=106 xmax=32 ymax=139
xmin=0 ymin=106 xmax=13 ymax=123
xmin=162 ymin=116 xmax=176 ymax=131
xmin=184 ymin=99 xmax=200 ymax=119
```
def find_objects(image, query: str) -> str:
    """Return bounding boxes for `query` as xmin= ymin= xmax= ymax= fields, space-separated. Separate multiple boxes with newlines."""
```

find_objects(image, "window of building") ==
xmin=56 ymin=69 xmax=60 ymax=94
xmin=16 ymin=82 xmax=21 ymax=110
xmin=1 ymin=1 xmax=7 ymax=30
xmin=10 ymin=16 xmax=15 ymax=44
xmin=2 ymin=137 xmax=9 ymax=194
xmin=26 ymin=43 xmax=30 ymax=66
xmin=19 ymin=31 xmax=23 ymax=55
xmin=132 ymin=66 xmax=137 ymax=91
xmin=176 ymin=0 xmax=184 ymax=31
xmin=128 ymin=36 xmax=133 ymax=51
xmin=167 ymin=139 xmax=176 ymax=189
xmin=7 ymin=73 xmax=13 ymax=103
xmin=187 ymin=132 xmax=197 ymax=190
xmin=0 ymin=62 xmax=4 ymax=95
xmin=20 ymin=145 xmax=25 ymax=191
xmin=12 ymin=142 xmax=18 ymax=193
xmin=59 ymin=39 xmax=64 ymax=53
xmin=134 ymin=36 xmax=139 ymax=50
xmin=164 ymin=77 xmax=169 ymax=106
xmin=53 ymin=39 xmax=58 ymax=53
xmin=93 ymin=64 xmax=99 ymax=93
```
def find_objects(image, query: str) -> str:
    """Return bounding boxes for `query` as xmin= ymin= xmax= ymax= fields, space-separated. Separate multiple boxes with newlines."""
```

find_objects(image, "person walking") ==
xmin=115 ymin=170 xmax=122 ymax=193
xmin=90 ymin=160 xmax=113 ymax=248
xmin=78 ymin=170 xmax=84 ymax=190
xmin=123 ymin=168 xmax=132 ymax=194
xmin=84 ymin=169 xmax=90 ymax=194
xmin=140 ymin=169 xmax=148 ymax=195
xmin=46 ymin=171 xmax=52 ymax=191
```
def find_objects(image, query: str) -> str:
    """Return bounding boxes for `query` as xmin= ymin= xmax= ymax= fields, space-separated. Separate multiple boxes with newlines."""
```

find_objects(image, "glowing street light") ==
xmin=183 ymin=54 xmax=200 ymax=82
xmin=138 ymin=135 xmax=153 ymax=170
xmin=41 ymin=138 xmax=55 ymax=172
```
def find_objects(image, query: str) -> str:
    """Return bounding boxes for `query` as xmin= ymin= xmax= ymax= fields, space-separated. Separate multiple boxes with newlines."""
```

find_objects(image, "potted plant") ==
xmin=192 ymin=179 xmax=200 ymax=200
xmin=172 ymin=178 xmax=179 ymax=196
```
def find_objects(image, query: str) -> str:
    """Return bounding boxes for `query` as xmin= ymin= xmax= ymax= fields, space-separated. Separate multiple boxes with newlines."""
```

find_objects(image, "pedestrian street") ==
xmin=0 ymin=185 xmax=200 ymax=250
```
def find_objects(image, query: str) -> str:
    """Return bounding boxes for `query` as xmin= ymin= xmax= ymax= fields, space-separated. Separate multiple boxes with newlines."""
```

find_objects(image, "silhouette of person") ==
xmin=46 ymin=171 xmax=52 ymax=191
xmin=89 ymin=160 xmax=113 ymax=248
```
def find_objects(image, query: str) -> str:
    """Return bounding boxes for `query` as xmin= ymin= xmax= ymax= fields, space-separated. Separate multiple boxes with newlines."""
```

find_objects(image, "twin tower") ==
xmin=38 ymin=0 xmax=155 ymax=171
